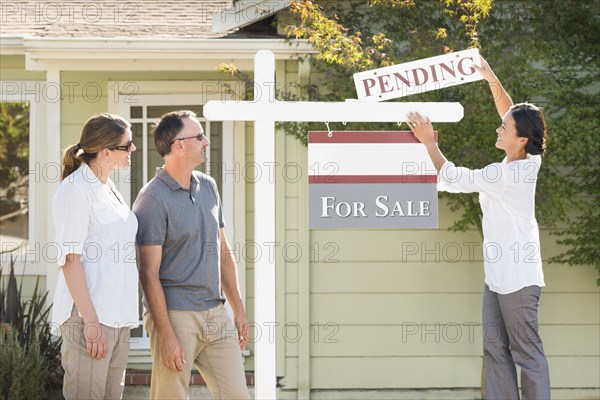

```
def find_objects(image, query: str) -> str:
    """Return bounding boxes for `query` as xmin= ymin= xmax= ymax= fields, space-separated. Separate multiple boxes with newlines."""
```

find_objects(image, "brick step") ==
xmin=125 ymin=372 xmax=255 ymax=386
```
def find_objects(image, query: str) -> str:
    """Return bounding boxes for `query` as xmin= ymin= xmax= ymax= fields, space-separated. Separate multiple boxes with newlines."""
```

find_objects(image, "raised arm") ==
xmin=474 ymin=56 xmax=514 ymax=118
xmin=407 ymin=112 xmax=507 ymax=199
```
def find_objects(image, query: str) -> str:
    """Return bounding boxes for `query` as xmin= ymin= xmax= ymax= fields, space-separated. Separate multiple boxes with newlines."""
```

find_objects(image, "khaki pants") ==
xmin=145 ymin=304 xmax=249 ymax=400
xmin=60 ymin=306 xmax=131 ymax=400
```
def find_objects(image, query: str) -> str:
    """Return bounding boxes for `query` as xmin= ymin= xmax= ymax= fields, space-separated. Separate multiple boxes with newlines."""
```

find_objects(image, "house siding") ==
xmin=59 ymin=71 xmax=229 ymax=144
xmin=0 ymin=55 xmax=45 ymax=80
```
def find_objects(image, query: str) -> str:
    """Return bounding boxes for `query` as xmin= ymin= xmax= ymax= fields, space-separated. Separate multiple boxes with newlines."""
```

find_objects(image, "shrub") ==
xmin=0 ymin=331 xmax=48 ymax=399
xmin=0 ymin=257 xmax=63 ymax=398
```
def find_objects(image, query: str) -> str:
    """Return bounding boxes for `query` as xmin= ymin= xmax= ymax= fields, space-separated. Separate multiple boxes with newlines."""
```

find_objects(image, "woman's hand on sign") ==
xmin=473 ymin=56 xmax=497 ymax=83
xmin=407 ymin=112 xmax=434 ymax=145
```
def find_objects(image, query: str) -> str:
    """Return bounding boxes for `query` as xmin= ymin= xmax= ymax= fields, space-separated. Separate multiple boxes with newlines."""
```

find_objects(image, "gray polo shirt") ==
xmin=133 ymin=168 xmax=225 ymax=311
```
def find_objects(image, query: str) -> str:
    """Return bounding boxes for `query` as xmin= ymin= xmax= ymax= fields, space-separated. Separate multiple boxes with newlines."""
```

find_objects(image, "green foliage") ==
xmin=0 ymin=102 xmax=29 ymax=222
xmin=0 ymin=257 xmax=64 ymax=397
xmin=219 ymin=0 xmax=600 ymax=282
xmin=286 ymin=0 xmax=395 ymax=69
xmin=0 ymin=102 xmax=29 ymax=190
xmin=0 ymin=331 xmax=48 ymax=400
xmin=521 ymin=0 xmax=600 ymax=284
xmin=280 ymin=0 xmax=599 ymax=280
xmin=474 ymin=0 xmax=600 ymax=283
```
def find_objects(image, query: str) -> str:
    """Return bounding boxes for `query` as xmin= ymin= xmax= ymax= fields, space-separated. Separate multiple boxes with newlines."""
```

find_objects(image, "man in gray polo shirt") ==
xmin=133 ymin=110 xmax=249 ymax=400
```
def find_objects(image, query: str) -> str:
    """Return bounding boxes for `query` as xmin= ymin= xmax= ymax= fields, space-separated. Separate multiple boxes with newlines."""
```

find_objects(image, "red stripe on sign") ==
xmin=308 ymin=131 xmax=438 ymax=144
xmin=309 ymin=175 xmax=438 ymax=184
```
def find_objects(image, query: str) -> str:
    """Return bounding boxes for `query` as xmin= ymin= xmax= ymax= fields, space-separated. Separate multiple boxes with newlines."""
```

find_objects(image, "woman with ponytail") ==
xmin=52 ymin=113 xmax=139 ymax=399
xmin=407 ymin=57 xmax=550 ymax=399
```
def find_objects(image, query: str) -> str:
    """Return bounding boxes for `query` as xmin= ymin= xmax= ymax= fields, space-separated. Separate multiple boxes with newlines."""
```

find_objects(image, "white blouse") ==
xmin=51 ymin=163 xmax=139 ymax=331
xmin=438 ymin=154 xmax=545 ymax=294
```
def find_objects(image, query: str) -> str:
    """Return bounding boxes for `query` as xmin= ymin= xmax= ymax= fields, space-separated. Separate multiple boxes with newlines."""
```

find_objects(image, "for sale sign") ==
xmin=308 ymin=131 xmax=438 ymax=229
xmin=353 ymin=48 xmax=482 ymax=101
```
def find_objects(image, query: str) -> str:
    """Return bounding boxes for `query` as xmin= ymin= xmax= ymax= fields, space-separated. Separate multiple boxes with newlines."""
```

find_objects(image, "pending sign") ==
xmin=354 ymin=48 xmax=482 ymax=101
xmin=308 ymin=131 xmax=438 ymax=229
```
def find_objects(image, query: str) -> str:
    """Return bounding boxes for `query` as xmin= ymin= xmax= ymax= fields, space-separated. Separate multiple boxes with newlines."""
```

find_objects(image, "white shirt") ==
xmin=51 ymin=163 xmax=139 ymax=331
xmin=438 ymin=154 xmax=545 ymax=294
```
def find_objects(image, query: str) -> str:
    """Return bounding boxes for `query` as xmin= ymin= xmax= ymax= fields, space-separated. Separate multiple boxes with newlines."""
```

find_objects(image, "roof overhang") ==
xmin=1 ymin=35 xmax=316 ymax=71
xmin=0 ymin=36 xmax=25 ymax=55
xmin=212 ymin=0 xmax=291 ymax=33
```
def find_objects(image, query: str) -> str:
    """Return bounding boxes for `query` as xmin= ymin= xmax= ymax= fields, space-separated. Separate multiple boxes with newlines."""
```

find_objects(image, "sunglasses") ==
xmin=109 ymin=140 xmax=134 ymax=152
xmin=171 ymin=133 xmax=205 ymax=144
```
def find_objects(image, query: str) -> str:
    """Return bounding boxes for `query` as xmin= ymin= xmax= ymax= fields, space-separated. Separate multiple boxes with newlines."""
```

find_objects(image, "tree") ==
xmin=278 ymin=0 xmax=599 ymax=282
xmin=219 ymin=0 xmax=599 ymax=282
xmin=0 ymin=102 xmax=30 ymax=217
xmin=520 ymin=1 xmax=600 ymax=278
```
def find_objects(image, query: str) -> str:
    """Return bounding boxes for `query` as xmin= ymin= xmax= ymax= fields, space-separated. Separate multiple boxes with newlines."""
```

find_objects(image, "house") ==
xmin=1 ymin=1 xmax=598 ymax=399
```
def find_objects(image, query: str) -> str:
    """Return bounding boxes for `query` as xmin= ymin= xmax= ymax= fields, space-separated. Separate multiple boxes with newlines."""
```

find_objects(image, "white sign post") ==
xmin=353 ymin=48 xmax=483 ymax=101
xmin=203 ymin=50 xmax=464 ymax=399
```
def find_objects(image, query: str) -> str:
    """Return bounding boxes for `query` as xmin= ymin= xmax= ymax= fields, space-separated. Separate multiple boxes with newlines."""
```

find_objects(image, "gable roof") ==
xmin=212 ymin=0 xmax=290 ymax=33
xmin=0 ymin=0 xmax=245 ymax=38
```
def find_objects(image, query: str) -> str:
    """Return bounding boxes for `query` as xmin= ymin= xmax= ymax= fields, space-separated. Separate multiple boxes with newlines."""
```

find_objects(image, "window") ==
xmin=128 ymin=105 xmax=223 ymax=199
xmin=1 ymin=81 xmax=54 ymax=277
xmin=0 ymin=101 xmax=30 ymax=255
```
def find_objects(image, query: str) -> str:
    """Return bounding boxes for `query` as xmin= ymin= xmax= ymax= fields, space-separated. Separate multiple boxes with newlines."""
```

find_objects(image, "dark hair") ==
xmin=510 ymin=103 xmax=547 ymax=155
xmin=152 ymin=110 xmax=198 ymax=157
xmin=61 ymin=113 xmax=130 ymax=180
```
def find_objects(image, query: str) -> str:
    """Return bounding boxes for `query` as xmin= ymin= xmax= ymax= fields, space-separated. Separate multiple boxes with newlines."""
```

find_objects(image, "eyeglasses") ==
xmin=109 ymin=140 xmax=134 ymax=152
xmin=171 ymin=133 xmax=205 ymax=144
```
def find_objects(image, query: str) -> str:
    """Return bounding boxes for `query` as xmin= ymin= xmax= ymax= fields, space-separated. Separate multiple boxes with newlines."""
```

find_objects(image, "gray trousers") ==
xmin=483 ymin=284 xmax=551 ymax=400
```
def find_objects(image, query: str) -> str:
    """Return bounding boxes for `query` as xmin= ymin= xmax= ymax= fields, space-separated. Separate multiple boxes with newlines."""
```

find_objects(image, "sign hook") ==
xmin=325 ymin=121 xmax=333 ymax=137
